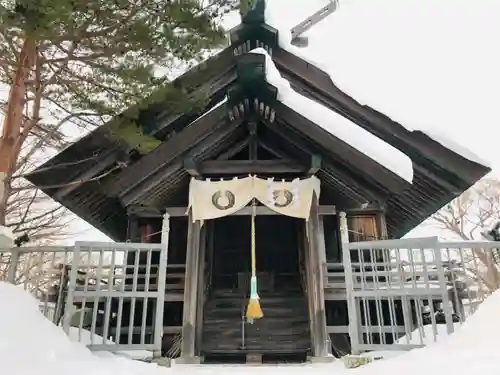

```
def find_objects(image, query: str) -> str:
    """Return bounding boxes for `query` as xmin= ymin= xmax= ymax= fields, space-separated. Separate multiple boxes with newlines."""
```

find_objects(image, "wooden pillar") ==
xmin=141 ymin=222 xmax=154 ymax=243
xmin=303 ymin=222 xmax=315 ymax=349
xmin=153 ymin=212 xmax=171 ymax=358
xmin=195 ymin=225 xmax=207 ymax=356
xmin=126 ymin=214 xmax=141 ymax=242
xmin=179 ymin=210 xmax=202 ymax=363
xmin=375 ymin=210 xmax=388 ymax=240
xmin=306 ymin=195 xmax=330 ymax=359
xmin=125 ymin=214 xmax=141 ymax=288
xmin=340 ymin=211 xmax=360 ymax=354
xmin=161 ymin=213 xmax=171 ymax=245
xmin=207 ymin=221 xmax=215 ymax=291
xmin=318 ymin=215 xmax=328 ymax=292
xmin=375 ymin=210 xmax=389 ymax=264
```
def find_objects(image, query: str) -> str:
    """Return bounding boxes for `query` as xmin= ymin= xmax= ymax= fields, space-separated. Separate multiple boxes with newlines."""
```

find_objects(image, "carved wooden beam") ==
xmin=127 ymin=204 xmax=164 ymax=218
xmin=165 ymin=205 xmax=337 ymax=217
xmin=183 ymin=158 xmax=200 ymax=177
xmin=216 ymin=138 xmax=249 ymax=160
xmin=308 ymin=154 xmax=322 ymax=176
xmin=196 ymin=159 xmax=306 ymax=175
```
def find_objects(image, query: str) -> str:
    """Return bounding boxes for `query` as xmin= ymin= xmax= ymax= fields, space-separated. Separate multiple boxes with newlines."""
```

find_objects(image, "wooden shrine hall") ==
xmin=26 ymin=0 xmax=490 ymax=365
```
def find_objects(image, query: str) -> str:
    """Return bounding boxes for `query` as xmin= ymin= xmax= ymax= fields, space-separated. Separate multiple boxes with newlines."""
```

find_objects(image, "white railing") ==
xmin=342 ymin=237 xmax=500 ymax=354
xmin=1 ymin=242 xmax=169 ymax=358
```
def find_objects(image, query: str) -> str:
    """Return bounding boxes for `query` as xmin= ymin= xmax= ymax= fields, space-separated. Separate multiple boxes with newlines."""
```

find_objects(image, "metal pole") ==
xmin=240 ymin=299 xmax=246 ymax=349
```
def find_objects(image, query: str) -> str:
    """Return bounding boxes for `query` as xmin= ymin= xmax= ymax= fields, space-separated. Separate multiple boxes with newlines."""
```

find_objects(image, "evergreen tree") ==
xmin=0 ymin=0 xmax=237 ymax=228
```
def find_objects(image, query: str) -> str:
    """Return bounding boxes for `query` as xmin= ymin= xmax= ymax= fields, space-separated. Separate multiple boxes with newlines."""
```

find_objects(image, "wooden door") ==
xmin=347 ymin=215 xmax=379 ymax=263
xmin=347 ymin=215 xmax=378 ymax=242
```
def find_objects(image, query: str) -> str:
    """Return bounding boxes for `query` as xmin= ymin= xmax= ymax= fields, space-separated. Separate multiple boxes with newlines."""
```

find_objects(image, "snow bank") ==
xmin=264 ymin=0 xmax=495 ymax=168
xmin=2 ymin=278 xmax=500 ymax=375
xmin=353 ymin=291 xmax=500 ymax=374
xmin=249 ymin=48 xmax=414 ymax=183
xmin=0 ymin=282 xmax=166 ymax=375
xmin=68 ymin=328 xmax=153 ymax=361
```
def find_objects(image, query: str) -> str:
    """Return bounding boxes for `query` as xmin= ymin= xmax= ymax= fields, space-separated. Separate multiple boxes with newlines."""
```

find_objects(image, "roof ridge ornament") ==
xmin=290 ymin=0 xmax=339 ymax=47
xmin=240 ymin=0 xmax=266 ymax=24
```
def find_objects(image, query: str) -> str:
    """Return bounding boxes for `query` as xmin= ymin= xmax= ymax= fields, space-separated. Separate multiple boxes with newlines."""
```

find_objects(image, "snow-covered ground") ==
xmin=1 ymin=280 xmax=500 ymax=374
xmin=68 ymin=327 xmax=154 ymax=361
xmin=0 ymin=282 xmax=165 ymax=375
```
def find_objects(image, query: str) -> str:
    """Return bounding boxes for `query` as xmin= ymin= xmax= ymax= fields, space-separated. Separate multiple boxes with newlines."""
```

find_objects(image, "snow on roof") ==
xmin=264 ymin=0 xmax=495 ymax=168
xmin=249 ymin=48 xmax=414 ymax=183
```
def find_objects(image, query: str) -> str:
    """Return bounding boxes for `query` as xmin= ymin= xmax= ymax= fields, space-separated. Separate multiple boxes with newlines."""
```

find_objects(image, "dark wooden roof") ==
xmin=26 ymin=29 xmax=490 ymax=241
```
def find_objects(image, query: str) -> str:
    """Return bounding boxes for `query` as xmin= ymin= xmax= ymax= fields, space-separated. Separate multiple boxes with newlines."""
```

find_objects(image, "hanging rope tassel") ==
xmin=246 ymin=199 xmax=263 ymax=321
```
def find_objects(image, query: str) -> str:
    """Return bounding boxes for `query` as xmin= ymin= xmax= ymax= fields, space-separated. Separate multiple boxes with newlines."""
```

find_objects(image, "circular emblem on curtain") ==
xmin=212 ymin=190 xmax=236 ymax=210
xmin=272 ymin=189 xmax=294 ymax=208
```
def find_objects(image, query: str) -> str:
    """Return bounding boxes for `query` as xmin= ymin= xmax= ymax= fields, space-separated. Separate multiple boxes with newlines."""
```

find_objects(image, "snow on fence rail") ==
xmin=342 ymin=236 xmax=500 ymax=354
xmin=1 ymin=242 xmax=167 ymax=358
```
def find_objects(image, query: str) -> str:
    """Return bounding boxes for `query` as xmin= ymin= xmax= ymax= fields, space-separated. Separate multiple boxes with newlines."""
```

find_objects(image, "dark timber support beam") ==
xmin=154 ymin=205 xmax=381 ymax=218
xmin=216 ymin=138 xmax=249 ymax=160
xmin=308 ymin=154 xmax=322 ymax=176
xmin=304 ymin=213 xmax=316 ymax=353
xmin=124 ymin=213 xmax=141 ymax=291
xmin=257 ymin=138 xmax=290 ymax=159
xmin=165 ymin=205 xmax=337 ymax=217
xmin=53 ymin=151 xmax=120 ymax=201
xmin=197 ymin=159 xmax=307 ymax=175
xmin=120 ymin=163 xmax=183 ymax=207
xmin=376 ymin=208 xmax=389 ymax=240
xmin=306 ymin=194 xmax=330 ymax=359
xmin=126 ymin=213 xmax=141 ymax=242
xmin=127 ymin=204 xmax=164 ymax=218
xmin=248 ymin=120 xmax=258 ymax=160
xmin=413 ymin=164 xmax=462 ymax=195
xmin=183 ymin=158 xmax=200 ymax=177
xmin=257 ymin=137 xmax=322 ymax=177
xmin=179 ymin=210 xmax=202 ymax=363
xmin=195 ymin=225 xmax=207 ymax=356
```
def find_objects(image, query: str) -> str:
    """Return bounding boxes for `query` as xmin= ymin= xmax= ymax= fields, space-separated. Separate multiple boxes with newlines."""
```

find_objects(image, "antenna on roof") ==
xmin=290 ymin=0 xmax=339 ymax=47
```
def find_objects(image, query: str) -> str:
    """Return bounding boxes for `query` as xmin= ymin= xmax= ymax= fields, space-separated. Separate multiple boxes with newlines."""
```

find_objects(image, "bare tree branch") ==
xmin=431 ymin=178 xmax=500 ymax=292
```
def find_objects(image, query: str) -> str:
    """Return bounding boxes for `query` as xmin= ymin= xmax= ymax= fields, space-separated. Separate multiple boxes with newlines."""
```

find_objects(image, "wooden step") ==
xmin=202 ymin=289 xmax=311 ymax=355
xmin=202 ymin=341 xmax=311 ymax=352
